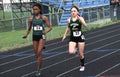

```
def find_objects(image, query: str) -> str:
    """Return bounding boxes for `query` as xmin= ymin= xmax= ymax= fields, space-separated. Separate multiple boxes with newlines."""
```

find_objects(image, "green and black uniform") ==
xmin=68 ymin=18 xmax=85 ymax=43
xmin=32 ymin=15 xmax=45 ymax=41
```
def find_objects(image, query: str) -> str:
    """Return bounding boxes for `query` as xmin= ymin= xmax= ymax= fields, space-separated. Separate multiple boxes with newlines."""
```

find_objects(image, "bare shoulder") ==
xmin=28 ymin=16 xmax=33 ymax=22
xmin=42 ymin=15 xmax=48 ymax=20
xmin=78 ymin=16 xmax=85 ymax=22
xmin=79 ymin=16 xmax=84 ymax=20
xmin=29 ymin=16 xmax=33 ymax=21
xmin=78 ymin=16 xmax=87 ymax=27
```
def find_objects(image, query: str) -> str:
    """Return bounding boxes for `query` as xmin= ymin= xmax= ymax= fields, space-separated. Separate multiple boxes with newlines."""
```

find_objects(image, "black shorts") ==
xmin=32 ymin=35 xmax=45 ymax=41
xmin=70 ymin=34 xmax=85 ymax=43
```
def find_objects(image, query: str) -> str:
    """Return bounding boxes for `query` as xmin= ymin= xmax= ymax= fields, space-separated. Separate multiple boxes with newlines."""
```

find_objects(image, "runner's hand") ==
xmin=62 ymin=35 xmax=66 ymax=42
xmin=22 ymin=35 xmax=27 ymax=39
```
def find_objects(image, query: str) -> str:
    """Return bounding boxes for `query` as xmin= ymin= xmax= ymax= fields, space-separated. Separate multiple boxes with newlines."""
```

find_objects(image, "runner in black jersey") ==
xmin=62 ymin=5 xmax=87 ymax=71
xmin=22 ymin=3 xmax=52 ymax=76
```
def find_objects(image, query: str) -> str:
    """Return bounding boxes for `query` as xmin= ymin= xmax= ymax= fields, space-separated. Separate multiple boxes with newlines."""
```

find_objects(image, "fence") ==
xmin=0 ymin=4 xmax=119 ymax=51
xmin=0 ymin=6 xmax=119 ymax=33
xmin=0 ymin=2 xmax=119 ymax=32
xmin=0 ymin=12 xmax=63 ymax=32
xmin=82 ymin=5 xmax=110 ymax=22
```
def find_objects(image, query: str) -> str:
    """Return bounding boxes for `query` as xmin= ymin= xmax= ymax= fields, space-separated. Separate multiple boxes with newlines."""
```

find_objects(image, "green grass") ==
xmin=0 ymin=20 xmax=119 ymax=52
xmin=46 ymin=26 xmax=66 ymax=40
xmin=0 ymin=26 xmax=66 ymax=52
xmin=0 ymin=30 xmax=32 ymax=52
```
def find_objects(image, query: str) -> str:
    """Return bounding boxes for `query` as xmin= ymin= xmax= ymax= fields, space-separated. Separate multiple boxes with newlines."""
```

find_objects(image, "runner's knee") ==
xmin=37 ymin=50 xmax=42 ymax=57
xmin=69 ymin=50 xmax=75 ymax=55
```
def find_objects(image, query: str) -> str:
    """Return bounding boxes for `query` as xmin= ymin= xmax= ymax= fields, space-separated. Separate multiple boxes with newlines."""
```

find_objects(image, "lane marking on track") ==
xmin=95 ymin=63 xmax=120 ymax=77
xmin=0 ymin=24 xmax=120 ymax=76
xmin=0 ymin=44 xmax=68 ymax=66
xmin=0 ymin=24 xmax=119 ymax=60
xmin=1 ymin=25 xmax=120 ymax=66
xmin=21 ymin=39 xmax=120 ymax=77
xmin=56 ymin=49 xmax=120 ymax=77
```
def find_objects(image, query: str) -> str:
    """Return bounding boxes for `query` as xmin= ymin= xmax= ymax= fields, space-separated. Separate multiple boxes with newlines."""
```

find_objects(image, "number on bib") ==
xmin=34 ymin=25 xmax=43 ymax=31
xmin=73 ymin=31 xmax=81 ymax=37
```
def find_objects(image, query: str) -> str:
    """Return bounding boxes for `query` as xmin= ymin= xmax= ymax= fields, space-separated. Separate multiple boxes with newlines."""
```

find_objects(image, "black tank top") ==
xmin=69 ymin=18 xmax=82 ymax=37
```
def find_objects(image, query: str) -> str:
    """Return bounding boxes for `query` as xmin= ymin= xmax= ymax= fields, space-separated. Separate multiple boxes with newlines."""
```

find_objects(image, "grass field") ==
xmin=0 ymin=19 xmax=119 ymax=52
xmin=0 ymin=26 xmax=66 ymax=52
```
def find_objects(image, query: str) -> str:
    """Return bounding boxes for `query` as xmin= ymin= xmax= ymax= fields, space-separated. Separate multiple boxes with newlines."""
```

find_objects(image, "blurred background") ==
xmin=0 ymin=0 xmax=120 ymax=52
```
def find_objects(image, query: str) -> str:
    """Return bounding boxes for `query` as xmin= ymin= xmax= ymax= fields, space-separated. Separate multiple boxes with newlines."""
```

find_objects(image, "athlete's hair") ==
xmin=71 ymin=4 xmax=79 ymax=12
xmin=33 ymin=3 xmax=43 ymax=14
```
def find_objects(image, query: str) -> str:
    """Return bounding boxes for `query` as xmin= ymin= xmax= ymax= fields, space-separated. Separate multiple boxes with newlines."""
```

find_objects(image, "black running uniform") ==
xmin=68 ymin=18 xmax=85 ymax=43
xmin=32 ymin=15 xmax=45 ymax=41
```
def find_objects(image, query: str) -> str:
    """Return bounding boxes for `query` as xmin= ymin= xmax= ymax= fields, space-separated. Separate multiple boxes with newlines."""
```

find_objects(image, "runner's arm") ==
xmin=62 ymin=19 xmax=70 ymax=41
xmin=22 ymin=17 xmax=32 ymax=38
xmin=42 ymin=15 xmax=52 ymax=34
xmin=77 ymin=16 xmax=87 ymax=27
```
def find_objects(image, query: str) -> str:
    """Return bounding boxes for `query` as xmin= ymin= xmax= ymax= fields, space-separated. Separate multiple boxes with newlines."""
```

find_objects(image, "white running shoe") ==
xmin=79 ymin=66 xmax=85 ymax=71
xmin=35 ymin=69 xmax=41 ymax=76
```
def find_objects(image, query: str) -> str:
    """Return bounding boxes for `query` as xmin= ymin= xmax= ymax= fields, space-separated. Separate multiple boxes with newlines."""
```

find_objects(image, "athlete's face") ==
xmin=33 ymin=6 xmax=40 ymax=15
xmin=71 ymin=8 xmax=78 ymax=17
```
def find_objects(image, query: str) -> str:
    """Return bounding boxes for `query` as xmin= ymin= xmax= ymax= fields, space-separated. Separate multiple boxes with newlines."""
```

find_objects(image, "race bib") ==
xmin=73 ymin=31 xmax=81 ymax=37
xmin=34 ymin=25 xmax=43 ymax=31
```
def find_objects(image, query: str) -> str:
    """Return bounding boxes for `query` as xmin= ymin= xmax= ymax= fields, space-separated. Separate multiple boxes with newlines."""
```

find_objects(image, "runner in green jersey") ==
xmin=23 ymin=3 xmax=52 ymax=76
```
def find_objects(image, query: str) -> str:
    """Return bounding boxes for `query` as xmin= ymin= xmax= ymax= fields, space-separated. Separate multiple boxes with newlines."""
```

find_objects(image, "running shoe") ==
xmin=79 ymin=66 xmax=85 ymax=71
xmin=35 ymin=69 xmax=41 ymax=76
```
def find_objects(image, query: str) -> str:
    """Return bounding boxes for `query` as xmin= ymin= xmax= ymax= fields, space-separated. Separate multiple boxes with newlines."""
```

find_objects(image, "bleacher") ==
xmin=40 ymin=0 xmax=110 ymax=26
xmin=41 ymin=0 xmax=62 ymax=8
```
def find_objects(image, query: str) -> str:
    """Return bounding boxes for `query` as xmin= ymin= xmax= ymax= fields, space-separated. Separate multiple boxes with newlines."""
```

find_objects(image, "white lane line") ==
xmin=21 ymin=38 xmax=120 ymax=77
xmin=95 ymin=63 xmax=120 ymax=77
xmin=1 ymin=25 xmax=120 ymax=66
xmin=0 ymin=24 xmax=120 ymax=75
xmin=0 ymin=24 xmax=119 ymax=60
xmin=86 ymin=24 xmax=120 ymax=36
xmin=0 ymin=49 xmax=34 ymax=59
xmin=1 ymin=30 xmax=120 ymax=75
xmin=86 ymin=27 xmax=120 ymax=40
xmin=85 ymin=31 xmax=120 ymax=46
xmin=0 ymin=51 xmax=68 ymax=75
xmin=56 ymin=49 xmax=120 ymax=77
xmin=21 ymin=55 xmax=78 ymax=77
xmin=0 ymin=39 xmax=68 ymax=60
xmin=0 ymin=44 xmax=68 ymax=66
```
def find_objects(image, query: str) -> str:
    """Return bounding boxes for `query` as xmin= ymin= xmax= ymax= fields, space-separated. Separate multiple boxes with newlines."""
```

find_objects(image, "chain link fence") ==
xmin=0 ymin=13 xmax=63 ymax=32
xmin=0 ymin=3 xmax=118 ymax=32
xmin=0 ymin=2 xmax=119 ymax=51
